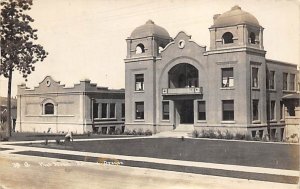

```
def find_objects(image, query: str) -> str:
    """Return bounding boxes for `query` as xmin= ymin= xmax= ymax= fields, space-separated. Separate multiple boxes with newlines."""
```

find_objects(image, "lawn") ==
xmin=21 ymin=138 xmax=299 ymax=170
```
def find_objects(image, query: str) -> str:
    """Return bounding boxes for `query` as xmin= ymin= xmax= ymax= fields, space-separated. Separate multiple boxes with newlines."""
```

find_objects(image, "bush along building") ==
xmin=17 ymin=76 xmax=125 ymax=134
xmin=124 ymin=6 xmax=299 ymax=140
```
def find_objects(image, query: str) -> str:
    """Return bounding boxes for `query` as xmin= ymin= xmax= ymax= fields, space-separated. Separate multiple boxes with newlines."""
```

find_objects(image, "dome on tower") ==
xmin=130 ymin=20 xmax=170 ymax=39
xmin=212 ymin=5 xmax=260 ymax=27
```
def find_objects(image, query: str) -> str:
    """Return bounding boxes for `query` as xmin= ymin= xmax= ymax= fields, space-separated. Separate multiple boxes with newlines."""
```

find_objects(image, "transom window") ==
xmin=222 ymin=32 xmax=234 ymax=44
xmin=168 ymin=63 xmax=198 ymax=88
xmin=221 ymin=68 xmax=234 ymax=88
xmin=135 ymin=74 xmax=144 ymax=91
xmin=44 ymin=103 xmax=54 ymax=115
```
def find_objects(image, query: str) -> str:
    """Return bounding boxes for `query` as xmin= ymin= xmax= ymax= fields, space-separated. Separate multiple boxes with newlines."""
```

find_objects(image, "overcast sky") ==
xmin=1 ymin=0 xmax=299 ymax=97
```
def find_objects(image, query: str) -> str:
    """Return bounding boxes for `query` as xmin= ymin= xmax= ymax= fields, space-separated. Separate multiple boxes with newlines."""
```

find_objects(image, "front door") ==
xmin=174 ymin=100 xmax=194 ymax=125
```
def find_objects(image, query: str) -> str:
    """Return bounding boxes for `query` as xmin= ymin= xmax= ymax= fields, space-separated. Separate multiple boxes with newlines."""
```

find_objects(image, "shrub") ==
xmin=208 ymin=129 xmax=217 ymax=138
xmin=245 ymin=134 xmax=252 ymax=141
xmin=115 ymin=128 xmax=122 ymax=135
xmin=137 ymin=128 xmax=144 ymax=135
xmin=192 ymin=130 xmax=200 ymax=138
xmin=235 ymin=133 xmax=245 ymax=140
xmin=124 ymin=129 xmax=132 ymax=135
xmin=262 ymin=134 xmax=269 ymax=142
xmin=145 ymin=129 xmax=152 ymax=136
xmin=132 ymin=129 xmax=137 ymax=135
xmin=224 ymin=130 xmax=234 ymax=140
xmin=216 ymin=130 xmax=224 ymax=139
xmin=200 ymin=130 xmax=210 ymax=138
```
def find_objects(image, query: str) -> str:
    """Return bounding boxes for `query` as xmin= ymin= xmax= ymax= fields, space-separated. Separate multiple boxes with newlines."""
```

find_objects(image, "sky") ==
xmin=0 ymin=0 xmax=299 ymax=97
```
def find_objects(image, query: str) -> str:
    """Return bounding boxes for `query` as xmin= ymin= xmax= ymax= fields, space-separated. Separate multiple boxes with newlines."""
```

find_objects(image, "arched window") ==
xmin=222 ymin=32 xmax=234 ymax=44
xmin=135 ymin=44 xmax=145 ymax=54
xmin=168 ymin=63 xmax=199 ymax=88
xmin=249 ymin=32 xmax=256 ymax=44
xmin=44 ymin=103 xmax=54 ymax=115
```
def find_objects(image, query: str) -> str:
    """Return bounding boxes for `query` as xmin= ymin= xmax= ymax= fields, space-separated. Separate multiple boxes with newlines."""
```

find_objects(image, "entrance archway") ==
xmin=168 ymin=63 xmax=198 ymax=88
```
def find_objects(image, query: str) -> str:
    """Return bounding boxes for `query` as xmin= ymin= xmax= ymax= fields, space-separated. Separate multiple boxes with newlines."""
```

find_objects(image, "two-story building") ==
xmin=124 ymin=6 xmax=299 ymax=140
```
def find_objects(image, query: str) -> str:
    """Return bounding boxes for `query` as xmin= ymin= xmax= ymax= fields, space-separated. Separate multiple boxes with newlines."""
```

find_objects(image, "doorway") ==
xmin=174 ymin=100 xmax=194 ymax=124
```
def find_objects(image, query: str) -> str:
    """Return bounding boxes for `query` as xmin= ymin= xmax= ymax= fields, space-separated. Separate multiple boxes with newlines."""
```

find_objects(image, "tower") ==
xmin=124 ymin=20 xmax=172 ymax=132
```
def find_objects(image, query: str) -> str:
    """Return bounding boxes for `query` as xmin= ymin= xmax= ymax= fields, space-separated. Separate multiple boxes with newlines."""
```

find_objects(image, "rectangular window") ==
xmin=135 ymin=74 xmax=144 ymax=91
xmin=270 ymin=100 xmax=275 ymax=120
xmin=221 ymin=68 xmax=234 ymax=88
xmin=101 ymin=103 xmax=108 ymax=118
xmin=93 ymin=103 xmax=99 ymax=118
xmin=289 ymin=74 xmax=295 ymax=91
xmin=162 ymin=101 xmax=170 ymax=120
xmin=280 ymin=101 xmax=284 ymax=120
xmin=109 ymin=103 xmax=115 ymax=118
xmin=252 ymin=100 xmax=259 ymax=121
xmin=198 ymin=101 xmax=206 ymax=120
xmin=121 ymin=103 xmax=125 ymax=118
xmin=269 ymin=71 xmax=275 ymax=89
xmin=222 ymin=100 xmax=234 ymax=121
xmin=252 ymin=67 xmax=259 ymax=88
xmin=283 ymin=73 xmax=288 ymax=90
xmin=135 ymin=102 xmax=144 ymax=120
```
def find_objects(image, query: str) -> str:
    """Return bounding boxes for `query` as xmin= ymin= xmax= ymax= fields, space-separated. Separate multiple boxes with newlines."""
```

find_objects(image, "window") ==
xmin=222 ymin=100 xmax=234 ymax=121
xmin=109 ymin=103 xmax=116 ymax=118
xmin=135 ymin=44 xmax=145 ymax=54
xmin=222 ymin=32 xmax=233 ymax=44
xmin=289 ymin=74 xmax=295 ymax=91
xmin=135 ymin=74 xmax=144 ymax=91
xmin=252 ymin=67 xmax=259 ymax=88
xmin=269 ymin=71 xmax=275 ymax=89
xmin=93 ymin=103 xmax=99 ymax=118
xmin=101 ymin=103 xmax=108 ymax=118
xmin=44 ymin=103 xmax=54 ymax=115
xmin=280 ymin=101 xmax=284 ymax=120
xmin=249 ymin=32 xmax=256 ymax=44
xmin=162 ymin=101 xmax=170 ymax=120
xmin=252 ymin=100 xmax=259 ymax=121
xmin=221 ymin=68 xmax=234 ymax=88
xmin=135 ymin=102 xmax=144 ymax=120
xmin=121 ymin=103 xmax=125 ymax=118
xmin=198 ymin=101 xmax=206 ymax=120
xmin=283 ymin=73 xmax=288 ymax=90
xmin=270 ymin=101 xmax=275 ymax=120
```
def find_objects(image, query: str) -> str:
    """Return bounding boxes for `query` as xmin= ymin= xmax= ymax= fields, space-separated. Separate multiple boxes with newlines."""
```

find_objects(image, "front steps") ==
xmin=153 ymin=124 xmax=194 ymax=138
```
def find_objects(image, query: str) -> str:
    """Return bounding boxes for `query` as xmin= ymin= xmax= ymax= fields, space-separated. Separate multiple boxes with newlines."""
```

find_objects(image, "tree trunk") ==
xmin=7 ymin=68 xmax=12 ymax=137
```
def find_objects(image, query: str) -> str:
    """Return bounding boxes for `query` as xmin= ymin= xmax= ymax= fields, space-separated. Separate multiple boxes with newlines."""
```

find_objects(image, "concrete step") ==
xmin=174 ymin=124 xmax=195 ymax=132
xmin=153 ymin=130 xmax=193 ymax=138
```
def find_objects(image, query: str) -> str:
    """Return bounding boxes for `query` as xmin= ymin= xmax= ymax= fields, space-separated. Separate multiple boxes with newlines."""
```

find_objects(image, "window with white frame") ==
xmin=109 ymin=103 xmax=116 ymax=118
xmin=135 ymin=74 xmax=144 ymax=91
xmin=269 ymin=71 xmax=275 ymax=89
xmin=135 ymin=102 xmax=144 ymax=120
xmin=101 ymin=103 xmax=108 ymax=118
xmin=198 ymin=101 xmax=206 ymax=120
xmin=93 ymin=103 xmax=99 ymax=118
xmin=270 ymin=101 xmax=276 ymax=120
xmin=222 ymin=100 xmax=234 ymax=121
xmin=162 ymin=101 xmax=169 ymax=120
xmin=221 ymin=68 xmax=234 ymax=88
xmin=121 ymin=103 xmax=125 ymax=118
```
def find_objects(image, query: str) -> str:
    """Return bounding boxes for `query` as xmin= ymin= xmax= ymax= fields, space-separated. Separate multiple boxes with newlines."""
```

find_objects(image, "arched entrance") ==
xmin=167 ymin=63 xmax=199 ymax=126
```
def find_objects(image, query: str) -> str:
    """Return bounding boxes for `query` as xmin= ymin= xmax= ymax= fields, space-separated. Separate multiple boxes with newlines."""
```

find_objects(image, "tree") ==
xmin=0 ymin=0 xmax=48 ymax=136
